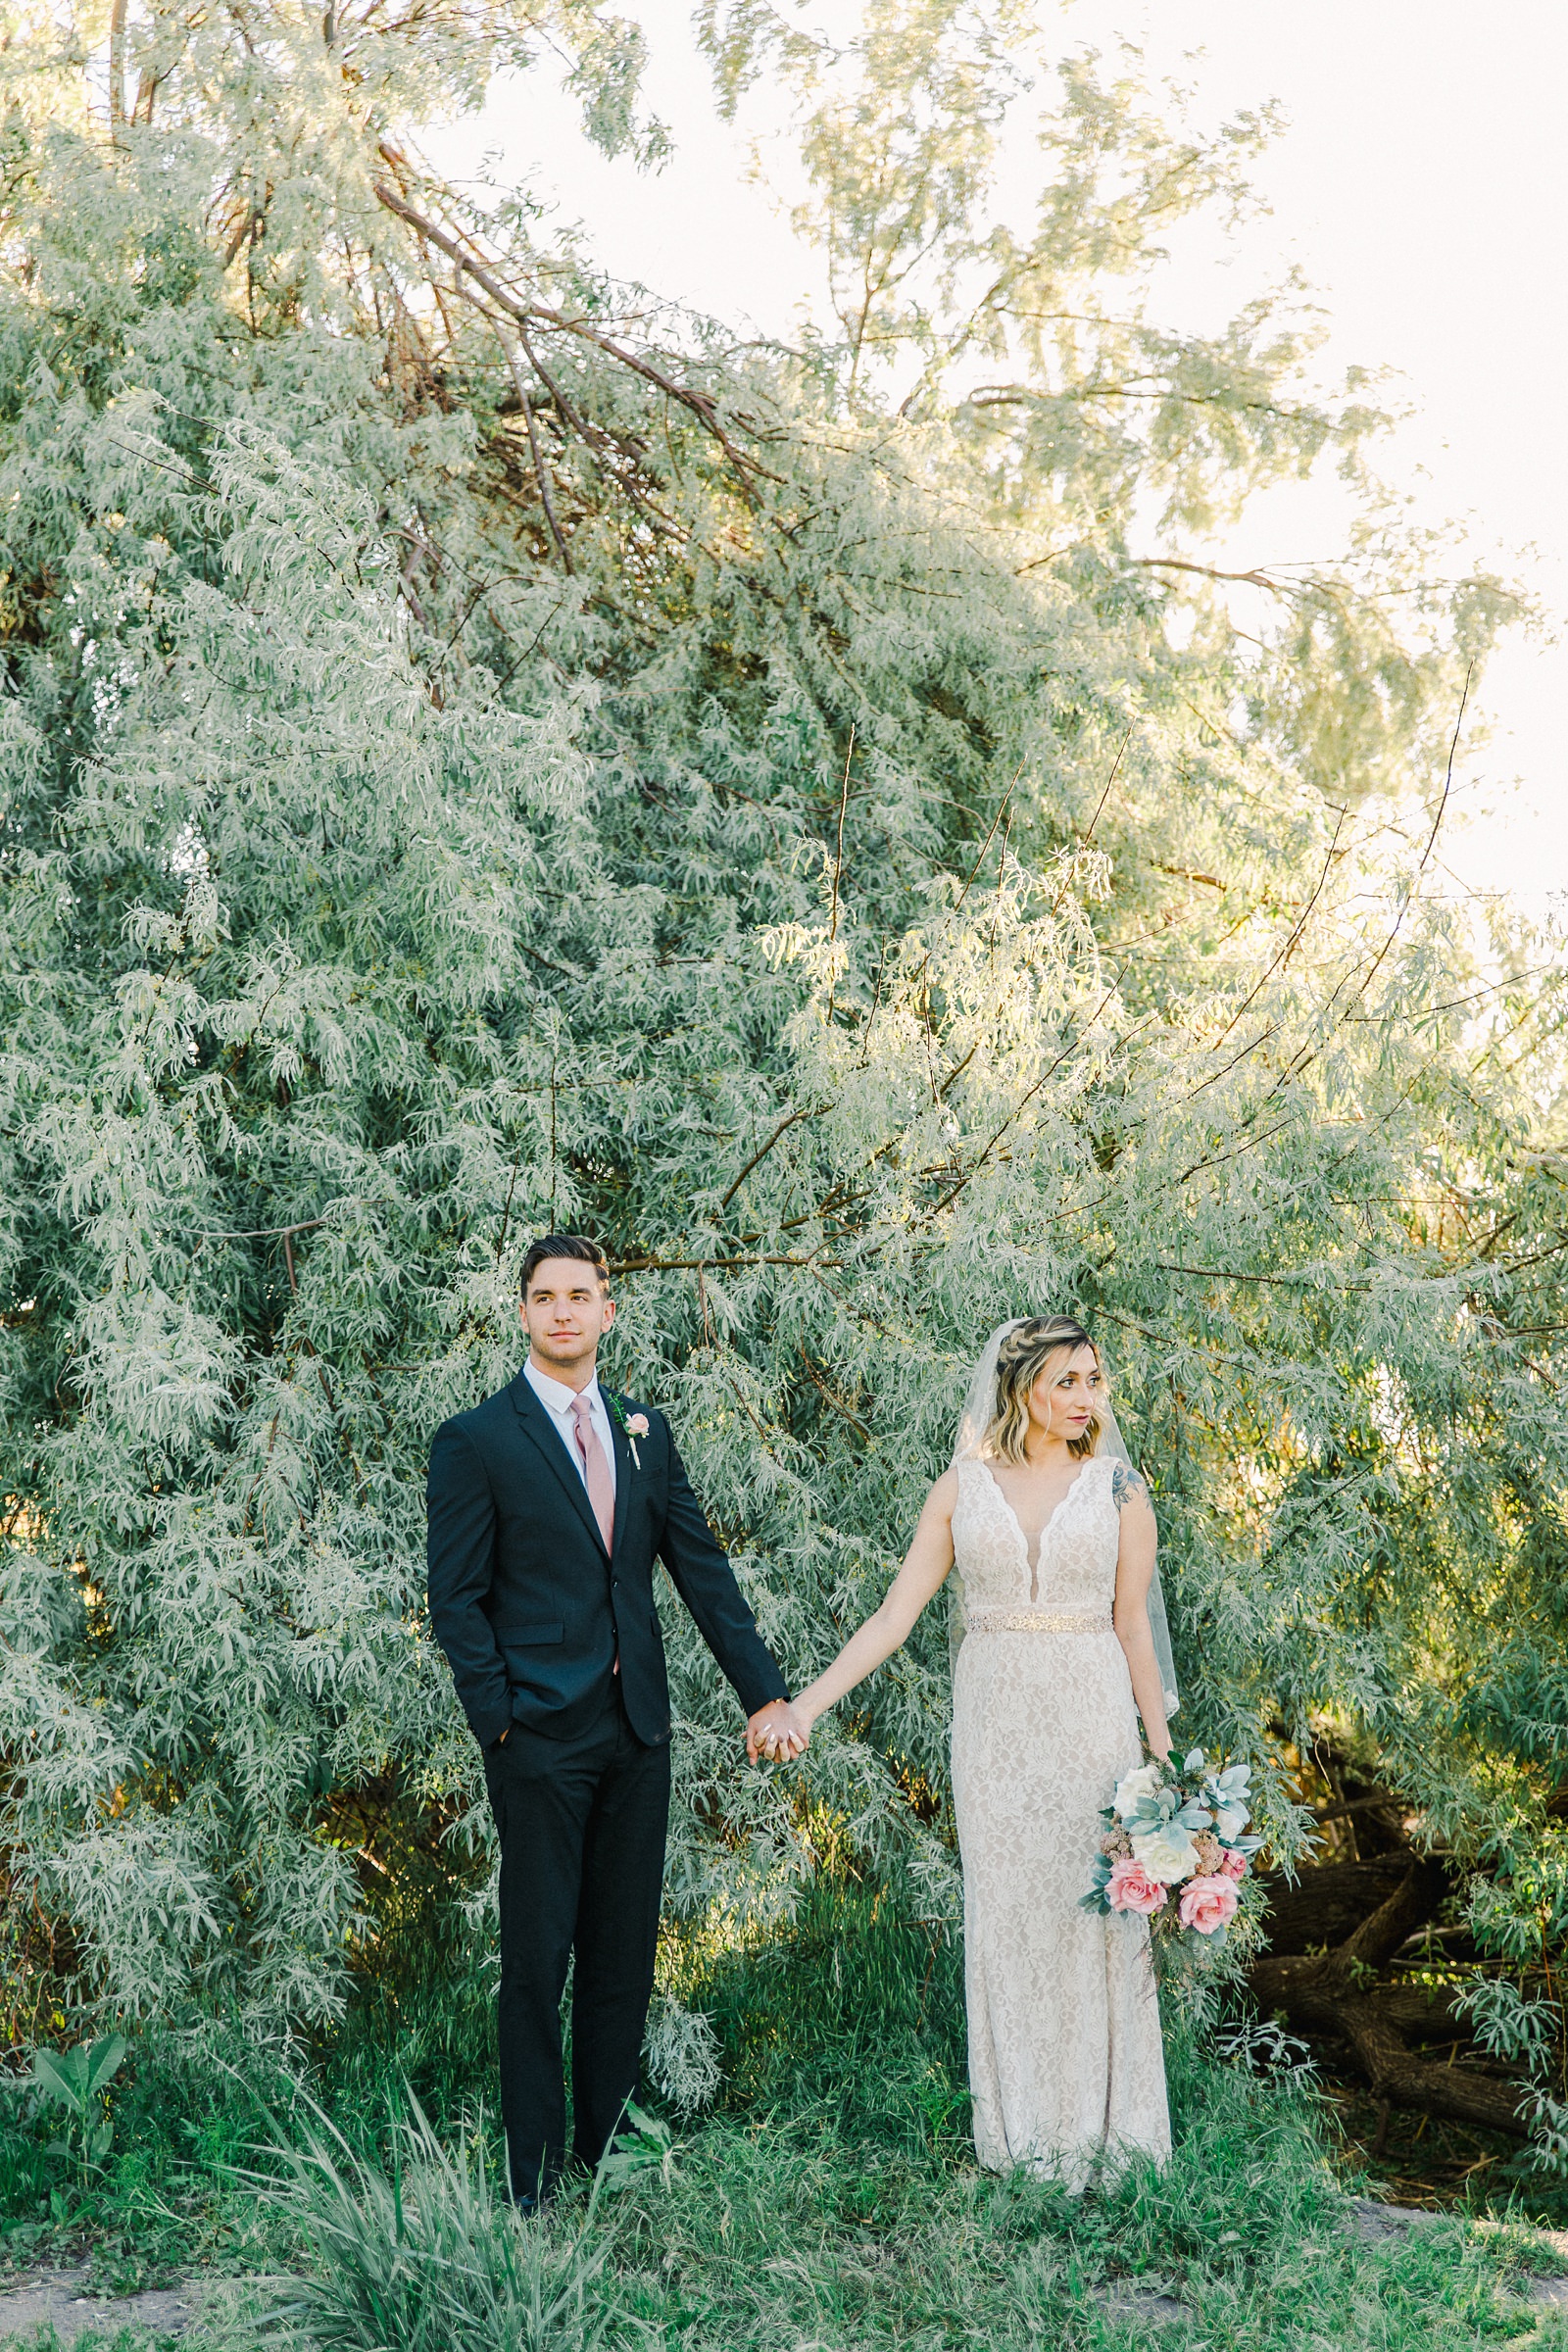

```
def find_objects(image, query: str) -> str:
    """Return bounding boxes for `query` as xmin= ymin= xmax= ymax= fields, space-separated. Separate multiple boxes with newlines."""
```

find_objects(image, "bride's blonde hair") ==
xmin=984 ymin=1316 xmax=1103 ymax=1465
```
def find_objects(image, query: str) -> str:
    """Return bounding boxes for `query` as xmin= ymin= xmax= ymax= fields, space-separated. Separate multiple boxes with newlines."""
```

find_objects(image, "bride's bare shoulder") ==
xmin=923 ymin=1463 xmax=962 ymax=1519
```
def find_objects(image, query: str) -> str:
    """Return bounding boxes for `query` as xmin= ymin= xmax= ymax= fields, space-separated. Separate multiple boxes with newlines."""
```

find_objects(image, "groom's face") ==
xmin=521 ymin=1258 xmax=614 ymax=1381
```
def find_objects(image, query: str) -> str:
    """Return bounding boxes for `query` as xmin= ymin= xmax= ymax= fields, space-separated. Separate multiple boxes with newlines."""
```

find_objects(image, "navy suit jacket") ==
xmin=425 ymin=1370 xmax=787 ymax=1749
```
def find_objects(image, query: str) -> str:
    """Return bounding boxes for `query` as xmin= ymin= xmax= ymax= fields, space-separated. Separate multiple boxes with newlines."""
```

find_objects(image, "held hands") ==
xmin=746 ymin=1697 xmax=811 ymax=1764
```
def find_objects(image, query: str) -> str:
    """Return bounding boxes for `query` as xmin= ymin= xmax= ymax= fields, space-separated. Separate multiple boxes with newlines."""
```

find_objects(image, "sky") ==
xmin=427 ymin=1 xmax=1568 ymax=911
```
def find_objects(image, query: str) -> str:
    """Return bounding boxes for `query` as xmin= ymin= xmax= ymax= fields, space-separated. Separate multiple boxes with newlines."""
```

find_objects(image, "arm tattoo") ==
xmin=1111 ymin=1462 xmax=1148 ymax=1509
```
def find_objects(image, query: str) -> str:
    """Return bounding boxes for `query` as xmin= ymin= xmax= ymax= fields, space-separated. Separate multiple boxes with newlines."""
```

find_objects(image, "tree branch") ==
xmin=718 ymin=1105 xmax=828 ymax=1212
xmin=1129 ymin=555 xmax=1305 ymax=599
xmin=372 ymin=180 xmax=776 ymax=499
xmin=497 ymin=331 xmax=572 ymax=573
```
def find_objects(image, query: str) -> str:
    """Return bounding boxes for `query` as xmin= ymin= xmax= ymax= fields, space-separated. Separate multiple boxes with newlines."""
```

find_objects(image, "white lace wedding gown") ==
xmin=949 ymin=1451 xmax=1171 ymax=2182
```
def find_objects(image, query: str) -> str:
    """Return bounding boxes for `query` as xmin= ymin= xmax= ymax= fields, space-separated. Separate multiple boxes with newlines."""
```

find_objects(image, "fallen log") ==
xmin=1250 ymin=1855 xmax=1531 ymax=2138
xmin=1365 ymin=1982 xmax=1464 ymax=2038
xmin=1258 ymin=1854 xmax=1436 ymax=1951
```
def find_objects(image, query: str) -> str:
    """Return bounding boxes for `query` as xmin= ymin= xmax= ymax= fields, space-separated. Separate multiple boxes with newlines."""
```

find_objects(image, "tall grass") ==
xmin=254 ymin=2093 xmax=611 ymax=2352
xmin=235 ymin=2046 xmax=1556 ymax=2352
xmin=4 ymin=1888 xmax=1565 ymax=2349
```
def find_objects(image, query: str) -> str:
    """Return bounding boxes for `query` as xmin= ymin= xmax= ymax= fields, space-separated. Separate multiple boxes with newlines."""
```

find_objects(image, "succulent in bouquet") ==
xmin=1081 ymin=1748 xmax=1263 ymax=1940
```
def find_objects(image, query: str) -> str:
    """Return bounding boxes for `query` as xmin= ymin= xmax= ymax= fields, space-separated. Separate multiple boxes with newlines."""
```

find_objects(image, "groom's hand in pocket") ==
xmin=747 ymin=1698 xmax=808 ymax=1764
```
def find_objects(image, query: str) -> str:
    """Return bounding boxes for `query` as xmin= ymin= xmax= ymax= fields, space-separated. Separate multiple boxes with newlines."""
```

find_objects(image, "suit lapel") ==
xmin=509 ymin=1373 xmax=609 ymax=1559
xmin=607 ymin=1396 xmax=633 ymax=1561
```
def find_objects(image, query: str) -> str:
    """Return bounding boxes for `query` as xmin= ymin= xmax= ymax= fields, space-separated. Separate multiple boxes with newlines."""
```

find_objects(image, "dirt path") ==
xmin=0 ymin=2266 xmax=210 ymax=2343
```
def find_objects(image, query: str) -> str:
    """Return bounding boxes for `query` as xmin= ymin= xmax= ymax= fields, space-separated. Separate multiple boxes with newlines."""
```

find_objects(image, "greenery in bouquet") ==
xmin=1082 ymin=1750 xmax=1263 ymax=1942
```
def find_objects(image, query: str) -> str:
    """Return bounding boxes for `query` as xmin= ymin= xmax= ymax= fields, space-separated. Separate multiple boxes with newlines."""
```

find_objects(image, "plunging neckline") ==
xmin=979 ymin=1458 xmax=1093 ymax=1599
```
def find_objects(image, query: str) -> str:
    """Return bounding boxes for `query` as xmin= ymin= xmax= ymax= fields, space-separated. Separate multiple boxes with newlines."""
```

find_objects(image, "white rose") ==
xmin=1214 ymin=1804 xmax=1249 ymax=1841
xmin=1113 ymin=1763 xmax=1165 ymax=1820
xmin=1131 ymin=1826 xmax=1200 ymax=1885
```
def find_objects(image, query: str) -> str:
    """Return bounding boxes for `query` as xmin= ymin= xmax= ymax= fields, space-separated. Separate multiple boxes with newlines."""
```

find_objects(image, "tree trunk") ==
xmin=1251 ymin=1856 xmax=1531 ymax=2139
xmin=108 ymin=0 xmax=127 ymax=137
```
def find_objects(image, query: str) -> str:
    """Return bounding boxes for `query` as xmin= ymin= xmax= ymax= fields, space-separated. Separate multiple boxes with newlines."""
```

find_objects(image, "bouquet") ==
xmin=1081 ymin=1748 xmax=1262 ymax=1941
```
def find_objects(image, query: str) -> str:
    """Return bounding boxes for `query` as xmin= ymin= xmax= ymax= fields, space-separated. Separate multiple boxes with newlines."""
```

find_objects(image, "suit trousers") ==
xmin=482 ymin=1682 xmax=671 ymax=2201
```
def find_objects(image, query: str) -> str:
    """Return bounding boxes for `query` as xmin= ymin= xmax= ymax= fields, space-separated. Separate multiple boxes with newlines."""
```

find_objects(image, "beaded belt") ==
xmin=965 ymin=1608 xmax=1110 ymax=1634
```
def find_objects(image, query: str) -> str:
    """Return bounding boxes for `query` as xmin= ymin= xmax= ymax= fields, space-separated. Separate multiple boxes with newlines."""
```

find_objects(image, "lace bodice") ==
xmin=952 ymin=1453 xmax=1122 ymax=1614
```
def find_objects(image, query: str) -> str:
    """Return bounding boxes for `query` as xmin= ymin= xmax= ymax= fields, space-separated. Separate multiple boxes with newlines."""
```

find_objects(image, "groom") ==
xmin=426 ymin=1234 xmax=799 ymax=2206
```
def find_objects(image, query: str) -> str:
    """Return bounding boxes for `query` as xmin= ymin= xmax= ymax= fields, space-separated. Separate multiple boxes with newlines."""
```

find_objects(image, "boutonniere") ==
xmin=608 ymin=1395 xmax=650 ymax=1468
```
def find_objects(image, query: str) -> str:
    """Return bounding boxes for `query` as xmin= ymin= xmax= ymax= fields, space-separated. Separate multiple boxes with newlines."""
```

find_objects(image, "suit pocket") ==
xmin=495 ymin=1620 xmax=564 ymax=1645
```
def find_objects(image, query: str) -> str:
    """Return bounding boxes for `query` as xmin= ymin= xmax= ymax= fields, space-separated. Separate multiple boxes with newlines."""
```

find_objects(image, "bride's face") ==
xmin=1026 ymin=1345 xmax=1102 ymax=1444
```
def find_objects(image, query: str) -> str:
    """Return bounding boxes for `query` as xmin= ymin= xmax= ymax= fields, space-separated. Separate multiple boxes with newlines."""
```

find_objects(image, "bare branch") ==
xmin=1081 ymin=728 xmax=1130 ymax=847
xmin=372 ymin=179 xmax=776 ymax=499
xmin=1129 ymin=555 xmax=1305 ymax=599
xmin=1338 ymin=662 xmax=1474 ymax=1020
xmin=1210 ymin=806 xmax=1348 ymax=1048
xmin=718 ymin=1103 xmax=828 ymax=1212
xmin=497 ymin=330 xmax=572 ymax=574
xmin=826 ymin=725 xmax=855 ymax=1024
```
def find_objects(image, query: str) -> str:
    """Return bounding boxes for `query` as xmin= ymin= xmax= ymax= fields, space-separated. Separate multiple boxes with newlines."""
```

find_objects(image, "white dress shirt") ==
xmin=523 ymin=1358 xmax=617 ymax=1505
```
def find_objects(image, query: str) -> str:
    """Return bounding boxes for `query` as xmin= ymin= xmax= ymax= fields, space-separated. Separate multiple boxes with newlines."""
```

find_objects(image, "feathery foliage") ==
xmin=0 ymin=0 xmax=1564 ymax=2162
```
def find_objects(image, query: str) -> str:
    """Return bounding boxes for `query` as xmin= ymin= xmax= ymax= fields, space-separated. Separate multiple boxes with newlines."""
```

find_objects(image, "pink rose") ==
xmin=1106 ymin=1857 xmax=1168 ymax=1917
xmin=1217 ymin=1848 xmax=1248 ymax=1883
xmin=1178 ymin=1874 xmax=1240 ymax=1935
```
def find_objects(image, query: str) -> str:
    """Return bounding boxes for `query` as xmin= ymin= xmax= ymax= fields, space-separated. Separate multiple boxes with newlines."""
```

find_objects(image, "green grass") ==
xmin=4 ymin=1890 xmax=1568 ymax=2349
xmin=0 ymin=2337 xmax=187 ymax=2352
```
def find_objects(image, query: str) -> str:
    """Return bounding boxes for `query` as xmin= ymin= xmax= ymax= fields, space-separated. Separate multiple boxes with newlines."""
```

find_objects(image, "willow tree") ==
xmin=1 ymin=0 xmax=1564 ymax=2142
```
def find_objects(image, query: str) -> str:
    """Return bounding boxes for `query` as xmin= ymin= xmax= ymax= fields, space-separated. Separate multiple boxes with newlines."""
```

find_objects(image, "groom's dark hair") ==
xmin=520 ymin=1233 xmax=611 ymax=1296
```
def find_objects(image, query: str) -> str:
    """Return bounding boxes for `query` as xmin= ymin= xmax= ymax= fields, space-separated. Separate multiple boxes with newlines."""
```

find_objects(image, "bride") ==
xmin=761 ymin=1315 xmax=1177 ymax=2183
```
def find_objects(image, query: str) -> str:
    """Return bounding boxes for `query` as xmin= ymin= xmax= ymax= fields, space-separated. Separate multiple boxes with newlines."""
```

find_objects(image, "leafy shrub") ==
xmin=24 ymin=2034 xmax=129 ymax=2181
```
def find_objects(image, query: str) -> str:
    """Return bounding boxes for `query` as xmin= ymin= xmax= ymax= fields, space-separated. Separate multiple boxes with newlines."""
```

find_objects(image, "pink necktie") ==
xmin=569 ymin=1393 xmax=615 ymax=1557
